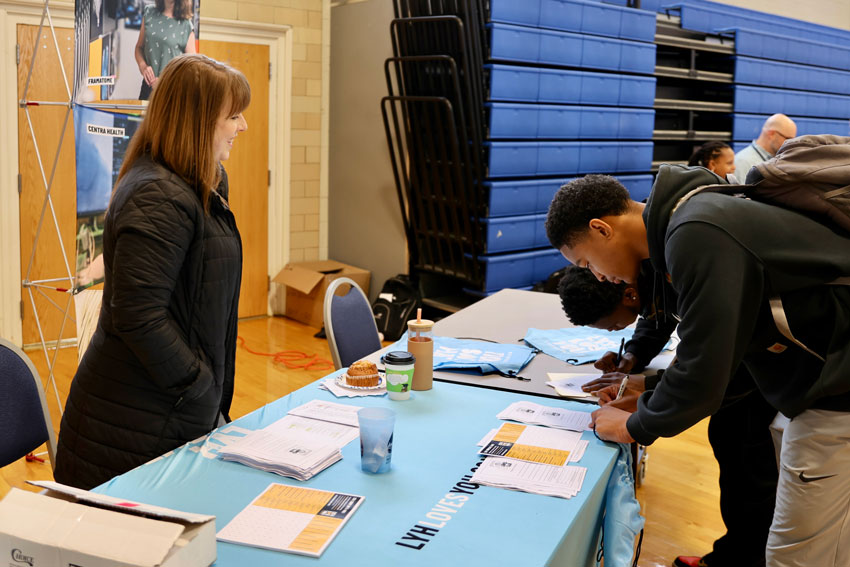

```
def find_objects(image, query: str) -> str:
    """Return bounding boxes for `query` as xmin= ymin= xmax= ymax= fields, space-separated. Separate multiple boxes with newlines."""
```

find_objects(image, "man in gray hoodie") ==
xmin=545 ymin=170 xmax=850 ymax=567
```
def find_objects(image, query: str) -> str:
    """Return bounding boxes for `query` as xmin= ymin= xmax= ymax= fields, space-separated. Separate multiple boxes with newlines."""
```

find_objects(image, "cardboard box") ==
xmin=273 ymin=260 xmax=370 ymax=328
xmin=0 ymin=481 xmax=216 ymax=567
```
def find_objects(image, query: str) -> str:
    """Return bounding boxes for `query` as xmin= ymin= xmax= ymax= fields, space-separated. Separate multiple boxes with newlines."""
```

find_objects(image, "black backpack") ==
xmin=371 ymin=275 xmax=420 ymax=341
xmin=678 ymin=135 xmax=850 ymax=233
xmin=669 ymin=135 xmax=850 ymax=361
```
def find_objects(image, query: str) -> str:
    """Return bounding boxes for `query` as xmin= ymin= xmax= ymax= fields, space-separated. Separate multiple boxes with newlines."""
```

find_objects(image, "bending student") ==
xmin=558 ymin=265 xmax=777 ymax=567
xmin=55 ymin=54 xmax=250 ymax=489
xmin=545 ymin=172 xmax=850 ymax=567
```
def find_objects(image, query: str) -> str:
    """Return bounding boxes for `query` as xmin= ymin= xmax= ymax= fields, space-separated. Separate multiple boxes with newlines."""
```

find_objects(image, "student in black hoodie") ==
xmin=558 ymin=265 xmax=778 ymax=567
xmin=545 ymin=171 xmax=850 ymax=567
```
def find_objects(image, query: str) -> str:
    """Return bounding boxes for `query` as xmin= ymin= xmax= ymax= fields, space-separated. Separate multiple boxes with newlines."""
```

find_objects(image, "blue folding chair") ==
xmin=0 ymin=338 xmax=57 ymax=470
xmin=323 ymin=277 xmax=382 ymax=370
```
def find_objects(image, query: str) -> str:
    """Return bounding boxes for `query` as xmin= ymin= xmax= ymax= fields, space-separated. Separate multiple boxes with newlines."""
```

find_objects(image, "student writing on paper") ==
xmin=547 ymin=173 xmax=850 ymax=567
xmin=557 ymin=264 xmax=778 ymax=567
xmin=55 ymin=55 xmax=250 ymax=490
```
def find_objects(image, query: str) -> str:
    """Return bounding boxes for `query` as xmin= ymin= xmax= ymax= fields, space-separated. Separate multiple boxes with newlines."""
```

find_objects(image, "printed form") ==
xmin=498 ymin=400 xmax=593 ymax=431
xmin=217 ymin=483 xmax=363 ymax=557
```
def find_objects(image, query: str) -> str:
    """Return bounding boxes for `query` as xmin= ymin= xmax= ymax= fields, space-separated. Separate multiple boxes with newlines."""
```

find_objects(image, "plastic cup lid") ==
xmin=382 ymin=351 xmax=415 ymax=365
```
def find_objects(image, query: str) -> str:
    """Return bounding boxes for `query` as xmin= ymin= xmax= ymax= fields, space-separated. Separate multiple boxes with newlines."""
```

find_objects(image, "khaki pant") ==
xmin=766 ymin=409 xmax=850 ymax=567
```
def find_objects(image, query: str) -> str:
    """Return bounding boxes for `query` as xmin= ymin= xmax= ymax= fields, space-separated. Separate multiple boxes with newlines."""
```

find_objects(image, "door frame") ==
xmin=0 ymin=1 xmax=291 ymax=344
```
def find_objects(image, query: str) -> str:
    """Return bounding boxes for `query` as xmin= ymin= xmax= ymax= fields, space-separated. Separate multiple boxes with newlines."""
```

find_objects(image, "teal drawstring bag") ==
xmin=387 ymin=334 xmax=537 ymax=377
xmin=599 ymin=443 xmax=645 ymax=567
xmin=524 ymin=327 xmax=674 ymax=365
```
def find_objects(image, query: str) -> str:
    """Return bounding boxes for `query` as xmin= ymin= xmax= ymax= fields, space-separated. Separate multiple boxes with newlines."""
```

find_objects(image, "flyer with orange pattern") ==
xmin=217 ymin=483 xmax=363 ymax=557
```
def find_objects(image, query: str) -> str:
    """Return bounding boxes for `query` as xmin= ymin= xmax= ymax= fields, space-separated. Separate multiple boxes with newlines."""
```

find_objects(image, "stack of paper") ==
xmin=470 ymin=457 xmax=587 ymax=499
xmin=479 ymin=422 xmax=584 ymax=466
xmin=498 ymin=400 xmax=593 ymax=432
xmin=219 ymin=429 xmax=342 ymax=480
xmin=217 ymin=483 xmax=364 ymax=557
xmin=478 ymin=428 xmax=588 ymax=463
xmin=473 ymin=421 xmax=588 ymax=499
xmin=220 ymin=405 xmax=363 ymax=480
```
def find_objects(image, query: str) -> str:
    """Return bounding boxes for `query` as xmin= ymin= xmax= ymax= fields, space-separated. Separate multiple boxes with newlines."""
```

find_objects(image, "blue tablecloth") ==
xmin=95 ymin=372 xmax=617 ymax=566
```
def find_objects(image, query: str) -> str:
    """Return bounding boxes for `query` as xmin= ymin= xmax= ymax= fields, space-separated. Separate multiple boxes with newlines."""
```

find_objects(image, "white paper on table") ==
xmin=471 ymin=457 xmax=587 ymax=499
xmin=287 ymin=399 xmax=363 ymax=427
xmin=546 ymin=373 xmax=600 ymax=401
xmin=497 ymin=401 xmax=592 ymax=431
xmin=480 ymin=422 xmax=582 ymax=466
xmin=569 ymin=440 xmax=588 ymax=463
xmin=219 ymin=430 xmax=343 ymax=481
xmin=320 ymin=378 xmax=386 ymax=398
xmin=263 ymin=415 xmax=359 ymax=447
xmin=221 ymin=429 xmax=339 ymax=471
xmin=217 ymin=483 xmax=364 ymax=557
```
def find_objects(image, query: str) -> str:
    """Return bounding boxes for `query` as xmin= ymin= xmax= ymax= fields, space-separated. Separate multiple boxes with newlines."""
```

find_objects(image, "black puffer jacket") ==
xmin=55 ymin=156 xmax=242 ymax=489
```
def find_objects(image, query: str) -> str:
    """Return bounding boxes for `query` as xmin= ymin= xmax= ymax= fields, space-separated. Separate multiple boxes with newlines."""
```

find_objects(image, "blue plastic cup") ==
xmin=357 ymin=407 xmax=395 ymax=474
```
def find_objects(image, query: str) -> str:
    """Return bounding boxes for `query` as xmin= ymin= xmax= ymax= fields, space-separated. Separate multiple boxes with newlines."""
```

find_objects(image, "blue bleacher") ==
xmin=670 ymin=2 xmax=850 ymax=45
xmin=488 ymin=103 xmax=655 ymax=140
xmin=480 ymin=213 xmax=549 ymax=254
xmin=735 ymin=86 xmax=850 ymax=119
xmin=476 ymin=2 xmax=659 ymax=292
xmin=734 ymin=57 xmax=850 ymax=97
xmin=732 ymin=114 xmax=850 ymax=141
xmin=489 ymin=0 xmax=656 ymax=42
xmin=487 ymin=64 xmax=656 ymax=107
xmin=484 ymin=174 xmax=654 ymax=217
xmin=477 ymin=248 xmax=569 ymax=292
xmin=488 ymin=23 xmax=657 ymax=74
xmin=732 ymin=29 xmax=850 ymax=73
xmin=486 ymin=141 xmax=654 ymax=178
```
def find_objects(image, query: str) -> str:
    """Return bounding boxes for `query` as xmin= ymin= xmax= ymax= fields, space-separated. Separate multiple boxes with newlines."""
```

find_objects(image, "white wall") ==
xmin=328 ymin=0 xmax=405 ymax=301
xmin=708 ymin=0 xmax=850 ymax=31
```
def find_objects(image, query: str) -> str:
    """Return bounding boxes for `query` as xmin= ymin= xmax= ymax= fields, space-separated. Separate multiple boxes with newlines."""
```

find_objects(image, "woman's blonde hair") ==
xmin=118 ymin=54 xmax=250 ymax=211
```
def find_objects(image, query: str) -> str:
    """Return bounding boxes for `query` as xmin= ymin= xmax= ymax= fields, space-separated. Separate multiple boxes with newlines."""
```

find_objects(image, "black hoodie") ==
xmin=626 ymin=164 xmax=850 ymax=445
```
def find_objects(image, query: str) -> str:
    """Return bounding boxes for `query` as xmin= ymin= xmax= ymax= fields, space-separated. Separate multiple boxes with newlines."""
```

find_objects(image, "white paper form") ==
xmin=477 ymin=429 xmax=588 ymax=463
xmin=480 ymin=422 xmax=582 ymax=467
xmin=546 ymin=373 xmax=600 ymax=401
xmin=497 ymin=400 xmax=593 ymax=431
xmin=217 ymin=483 xmax=364 ymax=557
xmin=287 ymin=399 xmax=363 ymax=427
xmin=263 ymin=415 xmax=359 ymax=447
xmin=471 ymin=458 xmax=587 ymax=499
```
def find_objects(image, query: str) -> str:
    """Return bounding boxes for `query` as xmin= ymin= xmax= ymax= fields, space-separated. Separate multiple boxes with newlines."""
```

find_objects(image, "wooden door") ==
xmin=17 ymin=24 xmax=77 ymax=346
xmin=18 ymin=31 xmax=272 ymax=347
xmin=201 ymin=41 xmax=270 ymax=318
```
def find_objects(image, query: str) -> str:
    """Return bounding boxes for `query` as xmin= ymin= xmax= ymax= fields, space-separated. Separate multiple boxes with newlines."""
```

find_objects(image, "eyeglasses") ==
xmin=774 ymin=130 xmax=794 ymax=141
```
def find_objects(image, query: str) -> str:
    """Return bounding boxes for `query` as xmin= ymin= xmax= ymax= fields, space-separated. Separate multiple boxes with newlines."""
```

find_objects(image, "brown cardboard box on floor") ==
xmin=0 ymin=481 xmax=216 ymax=567
xmin=273 ymin=260 xmax=370 ymax=328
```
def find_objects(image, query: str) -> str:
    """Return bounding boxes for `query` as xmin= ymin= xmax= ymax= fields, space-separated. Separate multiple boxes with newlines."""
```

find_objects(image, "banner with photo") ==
xmin=74 ymin=0 xmax=201 ymax=103
xmin=73 ymin=105 xmax=142 ymax=291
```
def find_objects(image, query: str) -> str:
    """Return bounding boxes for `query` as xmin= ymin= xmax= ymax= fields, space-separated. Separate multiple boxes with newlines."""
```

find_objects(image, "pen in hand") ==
xmin=614 ymin=375 xmax=629 ymax=401
xmin=616 ymin=337 xmax=625 ymax=367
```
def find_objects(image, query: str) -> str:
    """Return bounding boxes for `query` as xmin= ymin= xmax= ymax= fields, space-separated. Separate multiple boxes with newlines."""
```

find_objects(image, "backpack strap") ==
xmin=669 ymin=183 xmax=751 ymax=218
xmin=671 ymin=185 xmax=850 ymax=360
xmin=769 ymin=296 xmax=825 ymax=362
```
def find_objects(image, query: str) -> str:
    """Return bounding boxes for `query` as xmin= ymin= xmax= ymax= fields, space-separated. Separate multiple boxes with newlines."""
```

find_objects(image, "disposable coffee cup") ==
xmin=357 ymin=407 xmax=395 ymax=474
xmin=382 ymin=351 xmax=415 ymax=401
